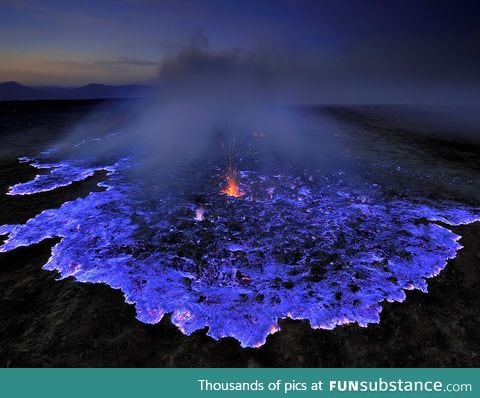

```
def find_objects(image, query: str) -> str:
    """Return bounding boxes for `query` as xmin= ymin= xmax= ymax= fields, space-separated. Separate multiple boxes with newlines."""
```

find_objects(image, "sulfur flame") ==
xmin=221 ymin=139 xmax=244 ymax=198
xmin=194 ymin=207 xmax=205 ymax=221
xmin=221 ymin=174 xmax=244 ymax=197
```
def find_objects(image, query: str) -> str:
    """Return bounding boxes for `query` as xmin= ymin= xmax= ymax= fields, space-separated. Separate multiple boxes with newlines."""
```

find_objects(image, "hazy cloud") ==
xmin=95 ymin=57 xmax=161 ymax=67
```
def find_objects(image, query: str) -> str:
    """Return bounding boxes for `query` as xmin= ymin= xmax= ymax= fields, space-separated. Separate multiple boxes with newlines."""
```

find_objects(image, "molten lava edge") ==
xmin=0 ymin=155 xmax=479 ymax=348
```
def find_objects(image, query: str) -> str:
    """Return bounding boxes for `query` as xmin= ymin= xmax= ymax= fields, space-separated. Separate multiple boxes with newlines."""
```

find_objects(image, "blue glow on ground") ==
xmin=1 ymin=152 xmax=478 ymax=347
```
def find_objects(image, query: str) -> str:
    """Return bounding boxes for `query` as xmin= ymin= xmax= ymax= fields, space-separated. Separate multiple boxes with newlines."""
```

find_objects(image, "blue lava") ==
xmin=8 ymin=156 xmax=115 ymax=195
xmin=0 ymin=153 xmax=478 ymax=347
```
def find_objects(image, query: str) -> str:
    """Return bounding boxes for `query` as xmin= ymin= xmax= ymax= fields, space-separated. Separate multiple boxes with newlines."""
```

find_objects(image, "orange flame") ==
xmin=221 ymin=172 xmax=244 ymax=197
xmin=220 ymin=138 xmax=244 ymax=198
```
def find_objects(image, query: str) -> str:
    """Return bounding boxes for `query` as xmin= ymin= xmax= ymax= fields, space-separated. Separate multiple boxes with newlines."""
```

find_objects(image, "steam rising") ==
xmin=53 ymin=33 xmax=342 ymax=183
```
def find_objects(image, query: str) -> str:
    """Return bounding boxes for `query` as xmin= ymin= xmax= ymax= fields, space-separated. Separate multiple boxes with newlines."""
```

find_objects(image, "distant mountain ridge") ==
xmin=0 ymin=81 xmax=149 ymax=101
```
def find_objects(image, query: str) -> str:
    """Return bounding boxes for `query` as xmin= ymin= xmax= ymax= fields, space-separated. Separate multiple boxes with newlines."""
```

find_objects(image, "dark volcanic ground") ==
xmin=0 ymin=100 xmax=479 ymax=367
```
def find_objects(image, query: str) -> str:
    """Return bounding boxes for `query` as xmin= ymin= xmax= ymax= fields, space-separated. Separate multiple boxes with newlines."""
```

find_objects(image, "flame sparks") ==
xmin=221 ymin=139 xmax=244 ymax=197
xmin=221 ymin=173 xmax=244 ymax=197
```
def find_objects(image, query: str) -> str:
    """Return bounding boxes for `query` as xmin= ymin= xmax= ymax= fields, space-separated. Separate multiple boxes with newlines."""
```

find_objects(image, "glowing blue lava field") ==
xmin=1 ymin=139 xmax=478 ymax=347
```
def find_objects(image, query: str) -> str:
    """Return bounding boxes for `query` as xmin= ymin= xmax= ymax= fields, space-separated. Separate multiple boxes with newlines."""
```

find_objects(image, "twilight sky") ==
xmin=0 ymin=0 xmax=479 ymax=101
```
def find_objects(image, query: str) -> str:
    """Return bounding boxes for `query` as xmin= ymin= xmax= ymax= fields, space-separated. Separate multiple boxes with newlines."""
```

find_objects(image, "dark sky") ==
xmin=0 ymin=0 xmax=478 ymax=101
